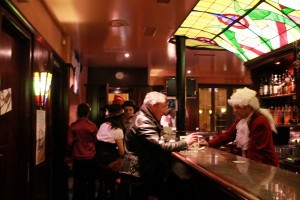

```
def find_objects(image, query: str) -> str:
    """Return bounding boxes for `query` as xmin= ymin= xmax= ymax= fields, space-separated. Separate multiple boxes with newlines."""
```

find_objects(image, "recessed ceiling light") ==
xmin=115 ymin=72 xmax=124 ymax=80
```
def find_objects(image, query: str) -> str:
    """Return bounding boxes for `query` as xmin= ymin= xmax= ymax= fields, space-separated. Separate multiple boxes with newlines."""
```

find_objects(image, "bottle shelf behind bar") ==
xmin=260 ymin=93 xmax=295 ymax=99
xmin=260 ymin=94 xmax=299 ymax=127
xmin=246 ymin=47 xmax=300 ymax=146
xmin=259 ymin=69 xmax=295 ymax=97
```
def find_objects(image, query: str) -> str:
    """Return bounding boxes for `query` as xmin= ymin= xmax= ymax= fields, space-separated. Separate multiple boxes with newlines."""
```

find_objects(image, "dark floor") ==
xmin=67 ymin=169 xmax=191 ymax=200
xmin=68 ymin=175 xmax=123 ymax=200
xmin=68 ymin=176 xmax=73 ymax=200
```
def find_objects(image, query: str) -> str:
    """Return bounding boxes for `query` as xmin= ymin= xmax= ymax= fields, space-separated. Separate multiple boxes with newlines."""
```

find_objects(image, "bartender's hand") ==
xmin=184 ymin=133 xmax=199 ymax=146
xmin=199 ymin=139 xmax=209 ymax=146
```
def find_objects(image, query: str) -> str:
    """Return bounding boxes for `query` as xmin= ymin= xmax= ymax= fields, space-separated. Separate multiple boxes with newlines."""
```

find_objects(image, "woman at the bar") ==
xmin=96 ymin=103 xmax=125 ymax=199
xmin=200 ymin=87 xmax=279 ymax=167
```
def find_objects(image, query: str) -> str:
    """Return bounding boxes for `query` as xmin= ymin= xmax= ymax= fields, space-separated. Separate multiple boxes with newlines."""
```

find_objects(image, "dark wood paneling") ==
xmin=186 ymin=98 xmax=199 ymax=131
xmin=0 ymin=14 xmax=31 ymax=200
xmin=0 ymin=2 xmax=70 ymax=200
xmin=88 ymin=67 xmax=148 ymax=87
xmin=86 ymin=84 xmax=109 ymax=126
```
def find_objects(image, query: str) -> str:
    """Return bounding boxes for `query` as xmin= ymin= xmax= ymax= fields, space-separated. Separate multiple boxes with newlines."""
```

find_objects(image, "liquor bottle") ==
xmin=288 ymin=105 xmax=293 ymax=124
xmin=273 ymin=106 xmax=278 ymax=124
xmin=284 ymin=105 xmax=290 ymax=124
xmin=285 ymin=70 xmax=292 ymax=94
xmin=277 ymin=75 xmax=282 ymax=95
xmin=281 ymin=72 xmax=288 ymax=94
xmin=292 ymin=106 xmax=299 ymax=124
xmin=273 ymin=74 xmax=279 ymax=95
xmin=276 ymin=106 xmax=282 ymax=125
xmin=286 ymin=71 xmax=295 ymax=94
xmin=263 ymin=77 xmax=269 ymax=96
xmin=268 ymin=74 xmax=274 ymax=96
xmin=291 ymin=74 xmax=295 ymax=93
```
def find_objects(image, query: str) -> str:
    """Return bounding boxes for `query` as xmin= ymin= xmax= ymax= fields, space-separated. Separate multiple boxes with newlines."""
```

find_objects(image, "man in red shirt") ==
xmin=65 ymin=103 xmax=98 ymax=200
xmin=200 ymin=87 xmax=279 ymax=167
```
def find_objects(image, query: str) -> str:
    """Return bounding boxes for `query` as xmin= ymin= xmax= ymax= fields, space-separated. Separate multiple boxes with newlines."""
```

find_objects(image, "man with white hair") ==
xmin=200 ymin=87 xmax=279 ymax=167
xmin=121 ymin=91 xmax=198 ymax=200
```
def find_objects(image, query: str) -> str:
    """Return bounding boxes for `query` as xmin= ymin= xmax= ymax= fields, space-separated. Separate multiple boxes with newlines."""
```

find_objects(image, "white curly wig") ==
xmin=228 ymin=87 xmax=259 ymax=109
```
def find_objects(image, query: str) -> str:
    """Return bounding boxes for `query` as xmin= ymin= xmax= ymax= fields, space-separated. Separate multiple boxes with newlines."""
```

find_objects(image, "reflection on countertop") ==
xmin=172 ymin=147 xmax=300 ymax=200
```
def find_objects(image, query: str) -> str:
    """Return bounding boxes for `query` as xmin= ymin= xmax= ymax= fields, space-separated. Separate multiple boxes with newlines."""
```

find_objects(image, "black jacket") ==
xmin=124 ymin=104 xmax=187 ymax=182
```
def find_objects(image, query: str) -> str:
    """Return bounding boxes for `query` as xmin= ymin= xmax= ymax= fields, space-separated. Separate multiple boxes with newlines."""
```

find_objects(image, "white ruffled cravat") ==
xmin=235 ymin=113 xmax=253 ymax=151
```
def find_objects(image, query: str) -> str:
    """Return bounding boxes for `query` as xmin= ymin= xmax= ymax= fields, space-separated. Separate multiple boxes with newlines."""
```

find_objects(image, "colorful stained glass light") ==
xmin=173 ymin=0 xmax=300 ymax=62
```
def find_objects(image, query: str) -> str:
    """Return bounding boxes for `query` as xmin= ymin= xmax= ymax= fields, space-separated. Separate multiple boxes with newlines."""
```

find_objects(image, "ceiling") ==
xmin=174 ymin=0 xmax=300 ymax=62
xmin=41 ymin=0 xmax=239 ymax=73
xmin=39 ymin=0 xmax=300 ymax=82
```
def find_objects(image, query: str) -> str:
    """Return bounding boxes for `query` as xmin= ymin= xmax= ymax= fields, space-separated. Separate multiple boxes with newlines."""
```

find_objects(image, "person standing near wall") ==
xmin=65 ymin=103 xmax=98 ymax=200
xmin=160 ymin=100 xmax=176 ymax=128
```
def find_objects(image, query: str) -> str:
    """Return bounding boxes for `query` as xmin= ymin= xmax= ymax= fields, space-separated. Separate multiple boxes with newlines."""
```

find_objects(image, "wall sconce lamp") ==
xmin=33 ymin=72 xmax=52 ymax=109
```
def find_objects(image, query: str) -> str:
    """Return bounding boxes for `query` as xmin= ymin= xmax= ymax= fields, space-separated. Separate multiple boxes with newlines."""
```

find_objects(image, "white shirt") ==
xmin=160 ymin=115 xmax=176 ymax=128
xmin=96 ymin=122 xmax=123 ymax=143
xmin=235 ymin=112 xmax=253 ymax=151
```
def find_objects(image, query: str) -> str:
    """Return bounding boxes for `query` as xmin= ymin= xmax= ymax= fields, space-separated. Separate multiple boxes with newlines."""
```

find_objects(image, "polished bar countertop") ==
xmin=172 ymin=147 xmax=300 ymax=200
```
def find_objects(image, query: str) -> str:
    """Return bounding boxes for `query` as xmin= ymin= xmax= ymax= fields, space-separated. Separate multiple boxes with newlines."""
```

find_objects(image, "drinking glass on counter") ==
xmin=162 ymin=127 xmax=176 ymax=142
xmin=180 ymin=133 xmax=203 ymax=151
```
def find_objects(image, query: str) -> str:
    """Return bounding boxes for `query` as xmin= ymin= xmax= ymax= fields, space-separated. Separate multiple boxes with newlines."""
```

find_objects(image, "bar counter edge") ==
xmin=170 ymin=147 xmax=300 ymax=200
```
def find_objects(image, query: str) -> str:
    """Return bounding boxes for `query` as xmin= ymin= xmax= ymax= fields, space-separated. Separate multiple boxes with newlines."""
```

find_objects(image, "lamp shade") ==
xmin=33 ymin=71 xmax=52 ymax=108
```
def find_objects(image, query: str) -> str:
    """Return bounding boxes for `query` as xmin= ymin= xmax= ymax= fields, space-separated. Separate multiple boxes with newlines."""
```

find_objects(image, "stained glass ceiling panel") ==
xmin=173 ymin=0 xmax=300 ymax=62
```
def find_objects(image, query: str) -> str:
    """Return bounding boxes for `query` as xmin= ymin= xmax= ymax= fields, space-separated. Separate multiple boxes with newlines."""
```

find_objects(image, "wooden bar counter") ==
xmin=171 ymin=147 xmax=300 ymax=200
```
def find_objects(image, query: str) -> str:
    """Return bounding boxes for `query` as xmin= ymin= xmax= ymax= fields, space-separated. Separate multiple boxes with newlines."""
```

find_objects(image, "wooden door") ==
xmin=0 ymin=16 xmax=31 ymax=200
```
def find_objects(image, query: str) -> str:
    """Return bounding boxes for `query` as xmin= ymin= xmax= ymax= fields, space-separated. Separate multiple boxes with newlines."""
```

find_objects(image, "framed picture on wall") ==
xmin=36 ymin=110 xmax=46 ymax=165
xmin=72 ymin=51 xmax=81 ymax=95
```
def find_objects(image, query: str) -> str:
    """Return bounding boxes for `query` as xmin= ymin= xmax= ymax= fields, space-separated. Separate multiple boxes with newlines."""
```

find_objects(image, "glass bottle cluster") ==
xmin=259 ymin=70 xmax=295 ymax=96
xmin=269 ymin=105 xmax=299 ymax=125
